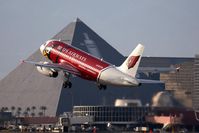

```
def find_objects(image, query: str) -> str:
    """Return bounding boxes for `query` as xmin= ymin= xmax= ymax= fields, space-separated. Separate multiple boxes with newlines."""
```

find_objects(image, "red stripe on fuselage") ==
xmin=46 ymin=41 xmax=110 ymax=81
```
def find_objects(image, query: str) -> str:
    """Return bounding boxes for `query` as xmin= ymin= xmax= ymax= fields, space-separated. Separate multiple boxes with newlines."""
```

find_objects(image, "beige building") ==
xmin=160 ymin=58 xmax=196 ymax=108
xmin=193 ymin=54 xmax=199 ymax=109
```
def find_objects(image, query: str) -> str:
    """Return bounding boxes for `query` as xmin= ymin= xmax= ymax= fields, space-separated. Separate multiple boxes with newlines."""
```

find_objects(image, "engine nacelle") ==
xmin=36 ymin=62 xmax=58 ymax=78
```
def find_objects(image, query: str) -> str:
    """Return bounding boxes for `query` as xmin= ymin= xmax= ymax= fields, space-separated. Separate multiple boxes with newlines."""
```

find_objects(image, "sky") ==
xmin=0 ymin=0 xmax=199 ymax=79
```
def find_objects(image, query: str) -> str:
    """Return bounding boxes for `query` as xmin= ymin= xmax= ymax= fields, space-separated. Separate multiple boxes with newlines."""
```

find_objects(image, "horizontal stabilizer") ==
xmin=138 ymin=66 xmax=180 ymax=73
xmin=137 ymin=79 xmax=164 ymax=84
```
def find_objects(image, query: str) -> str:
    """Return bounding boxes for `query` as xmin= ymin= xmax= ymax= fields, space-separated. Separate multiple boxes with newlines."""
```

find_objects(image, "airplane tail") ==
xmin=118 ymin=44 xmax=144 ymax=77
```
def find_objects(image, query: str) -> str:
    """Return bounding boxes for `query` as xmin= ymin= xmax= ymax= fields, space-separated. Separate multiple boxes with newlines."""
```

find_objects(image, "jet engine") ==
xmin=36 ymin=62 xmax=58 ymax=78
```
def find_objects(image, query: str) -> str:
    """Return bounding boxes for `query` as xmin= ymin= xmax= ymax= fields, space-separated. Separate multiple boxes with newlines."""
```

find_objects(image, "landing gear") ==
xmin=63 ymin=81 xmax=72 ymax=88
xmin=62 ymin=73 xmax=72 ymax=89
xmin=98 ymin=84 xmax=107 ymax=90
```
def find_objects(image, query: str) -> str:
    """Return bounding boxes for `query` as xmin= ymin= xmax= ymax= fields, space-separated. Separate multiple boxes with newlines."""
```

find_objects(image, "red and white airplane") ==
xmin=23 ymin=40 xmax=161 ymax=89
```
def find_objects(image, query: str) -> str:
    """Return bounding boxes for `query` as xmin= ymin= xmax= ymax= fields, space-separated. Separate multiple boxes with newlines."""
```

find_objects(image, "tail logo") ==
xmin=127 ymin=56 xmax=140 ymax=69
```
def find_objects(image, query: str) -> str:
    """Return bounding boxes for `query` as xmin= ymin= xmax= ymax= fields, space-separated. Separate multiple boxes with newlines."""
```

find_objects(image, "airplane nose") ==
xmin=40 ymin=44 xmax=45 ymax=54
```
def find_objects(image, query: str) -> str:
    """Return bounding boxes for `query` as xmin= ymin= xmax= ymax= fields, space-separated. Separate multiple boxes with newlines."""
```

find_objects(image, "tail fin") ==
xmin=118 ymin=44 xmax=144 ymax=77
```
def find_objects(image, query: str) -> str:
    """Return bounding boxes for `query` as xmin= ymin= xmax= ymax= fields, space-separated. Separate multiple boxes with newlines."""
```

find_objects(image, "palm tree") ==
xmin=16 ymin=110 xmax=21 ymax=117
xmin=38 ymin=112 xmax=43 ymax=117
xmin=40 ymin=106 xmax=47 ymax=116
xmin=26 ymin=107 xmax=31 ymax=117
xmin=1 ymin=107 xmax=6 ymax=112
xmin=31 ymin=106 xmax=36 ymax=114
xmin=11 ymin=106 xmax=15 ymax=116
xmin=31 ymin=112 xmax=35 ymax=117
xmin=16 ymin=107 xmax=22 ymax=117
xmin=23 ymin=111 xmax=28 ymax=117
xmin=4 ymin=107 xmax=9 ymax=112
xmin=17 ymin=107 xmax=22 ymax=112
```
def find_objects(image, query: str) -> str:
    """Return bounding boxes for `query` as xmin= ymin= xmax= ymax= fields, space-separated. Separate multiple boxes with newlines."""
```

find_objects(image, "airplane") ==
xmin=23 ymin=39 xmax=163 ymax=90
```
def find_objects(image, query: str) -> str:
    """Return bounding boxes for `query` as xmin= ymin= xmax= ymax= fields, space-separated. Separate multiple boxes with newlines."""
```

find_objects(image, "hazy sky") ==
xmin=0 ymin=0 xmax=199 ymax=79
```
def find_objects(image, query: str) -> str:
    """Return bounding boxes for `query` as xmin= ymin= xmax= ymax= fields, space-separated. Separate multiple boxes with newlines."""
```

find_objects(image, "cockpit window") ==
xmin=45 ymin=47 xmax=52 ymax=54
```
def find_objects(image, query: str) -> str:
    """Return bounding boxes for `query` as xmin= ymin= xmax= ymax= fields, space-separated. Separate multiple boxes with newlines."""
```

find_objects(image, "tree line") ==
xmin=0 ymin=106 xmax=48 ymax=117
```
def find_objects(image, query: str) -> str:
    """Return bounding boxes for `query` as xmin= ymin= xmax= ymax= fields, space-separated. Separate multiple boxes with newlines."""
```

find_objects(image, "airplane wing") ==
xmin=138 ymin=66 xmax=180 ymax=73
xmin=22 ymin=60 xmax=81 ymax=76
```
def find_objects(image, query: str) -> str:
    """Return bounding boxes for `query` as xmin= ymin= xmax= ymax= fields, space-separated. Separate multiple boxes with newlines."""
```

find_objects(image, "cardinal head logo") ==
xmin=127 ymin=56 xmax=140 ymax=69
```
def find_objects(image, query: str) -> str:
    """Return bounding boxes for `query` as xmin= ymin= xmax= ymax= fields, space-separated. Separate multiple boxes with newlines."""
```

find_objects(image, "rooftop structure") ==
xmin=70 ymin=105 xmax=199 ymax=131
xmin=114 ymin=99 xmax=142 ymax=107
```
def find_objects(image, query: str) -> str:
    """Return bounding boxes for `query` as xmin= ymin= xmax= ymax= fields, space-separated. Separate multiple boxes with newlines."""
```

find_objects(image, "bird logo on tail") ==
xmin=127 ymin=56 xmax=140 ymax=69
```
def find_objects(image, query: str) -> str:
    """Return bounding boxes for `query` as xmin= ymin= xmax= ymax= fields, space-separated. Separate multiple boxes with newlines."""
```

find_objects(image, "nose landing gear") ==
xmin=63 ymin=81 xmax=72 ymax=88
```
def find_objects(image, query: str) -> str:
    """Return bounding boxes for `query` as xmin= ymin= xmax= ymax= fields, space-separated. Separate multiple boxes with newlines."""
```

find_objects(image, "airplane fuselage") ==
xmin=43 ymin=40 xmax=110 ymax=81
xmin=40 ymin=40 xmax=140 ymax=87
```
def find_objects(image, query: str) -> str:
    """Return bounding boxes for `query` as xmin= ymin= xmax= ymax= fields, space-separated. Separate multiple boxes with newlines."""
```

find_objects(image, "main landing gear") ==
xmin=63 ymin=81 xmax=72 ymax=88
xmin=98 ymin=84 xmax=107 ymax=90
xmin=62 ymin=73 xmax=72 ymax=89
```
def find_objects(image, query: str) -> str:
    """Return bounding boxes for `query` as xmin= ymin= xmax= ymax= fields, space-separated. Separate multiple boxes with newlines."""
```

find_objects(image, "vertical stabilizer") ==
xmin=118 ymin=44 xmax=144 ymax=77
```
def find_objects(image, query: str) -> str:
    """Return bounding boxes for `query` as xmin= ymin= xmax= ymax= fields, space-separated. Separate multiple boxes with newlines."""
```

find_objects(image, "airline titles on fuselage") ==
xmin=57 ymin=45 xmax=87 ymax=62
xmin=54 ymin=44 xmax=100 ymax=77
